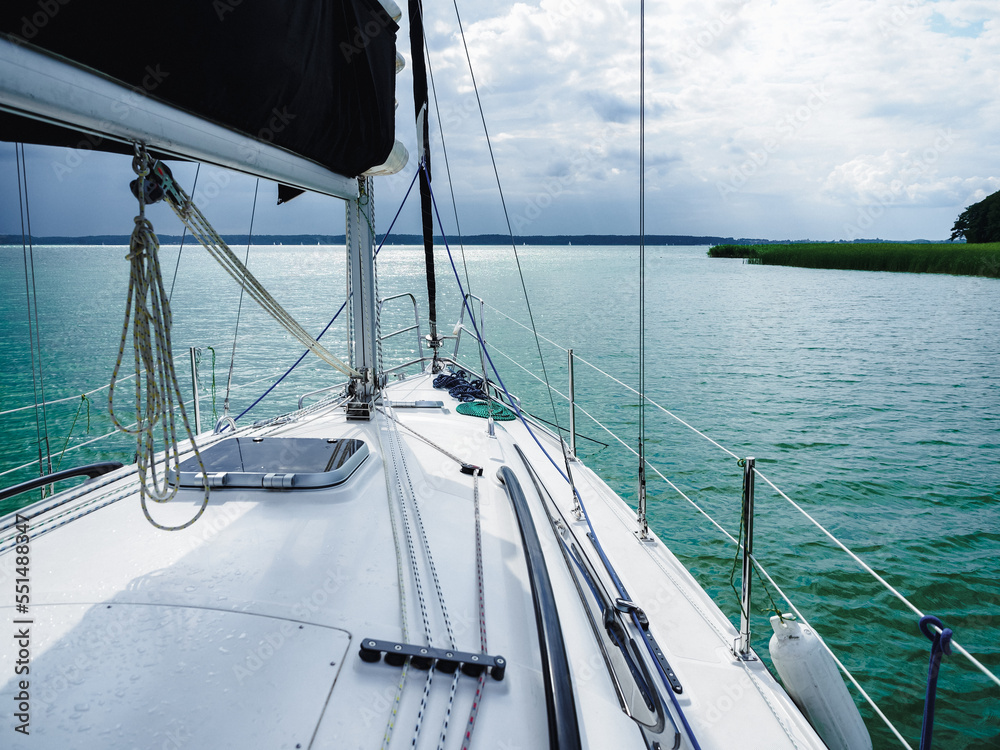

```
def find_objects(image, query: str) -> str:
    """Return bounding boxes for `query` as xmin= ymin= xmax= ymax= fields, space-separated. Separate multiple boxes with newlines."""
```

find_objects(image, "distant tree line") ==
xmin=951 ymin=190 xmax=1000 ymax=243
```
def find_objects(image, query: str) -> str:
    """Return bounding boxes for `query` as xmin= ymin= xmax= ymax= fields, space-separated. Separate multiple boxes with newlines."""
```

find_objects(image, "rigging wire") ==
xmin=15 ymin=143 xmax=53 ymax=490
xmin=423 ymin=36 xmax=473 ymax=295
xmin=168 ymin=163 xmax=201 ymax=302
xmin=223 ymin=178 xmax=260 ymax=417
xmin=449 ymin=0 xmax=562 ymax=431
xmin=637 ymin=0 xmax=649 ymax=537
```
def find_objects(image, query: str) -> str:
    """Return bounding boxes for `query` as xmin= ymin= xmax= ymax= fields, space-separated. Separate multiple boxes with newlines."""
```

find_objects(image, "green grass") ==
xmin=708 ymin=242 xmax=1000 ymax=278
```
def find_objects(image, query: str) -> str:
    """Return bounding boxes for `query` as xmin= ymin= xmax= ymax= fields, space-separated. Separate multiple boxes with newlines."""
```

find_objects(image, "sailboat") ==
xmin=1 ymin=2 xmax=993 ymax=749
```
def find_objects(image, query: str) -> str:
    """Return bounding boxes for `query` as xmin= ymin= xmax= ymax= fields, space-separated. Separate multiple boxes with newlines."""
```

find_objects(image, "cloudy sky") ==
xmin=2 ymin=0 xmax=997 ymax=241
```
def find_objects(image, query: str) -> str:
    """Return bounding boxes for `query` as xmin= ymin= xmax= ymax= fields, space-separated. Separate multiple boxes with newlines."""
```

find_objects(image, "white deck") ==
xmin=0 ymin=372 xmax=827 ymax=749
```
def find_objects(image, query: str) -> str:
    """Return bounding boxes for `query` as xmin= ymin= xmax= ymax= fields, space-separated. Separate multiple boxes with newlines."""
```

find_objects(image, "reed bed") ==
xmin=708 ymin=242 xmax=1000 ymax=278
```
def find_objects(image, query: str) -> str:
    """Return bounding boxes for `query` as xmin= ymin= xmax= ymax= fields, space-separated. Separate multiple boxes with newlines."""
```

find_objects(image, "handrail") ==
xmin=0 ymin=461 xmax=124 ymax=503
xmin=452 ymin=293 xmax=487 ymax=362
xmin=496 ymin=466 xmax=582 ymax=750
xmin=377 ymin=292 xmax=425 ymax=365
xmin=298 ymin=381 xmax=349 ymax=410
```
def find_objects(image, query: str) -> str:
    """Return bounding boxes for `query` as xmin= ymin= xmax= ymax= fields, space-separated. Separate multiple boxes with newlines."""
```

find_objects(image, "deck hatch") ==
xmin=173 ymin=437 xmax=368 ymax=489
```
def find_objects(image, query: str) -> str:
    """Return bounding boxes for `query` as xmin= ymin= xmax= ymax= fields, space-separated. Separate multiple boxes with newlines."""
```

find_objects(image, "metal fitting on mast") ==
xmin=636 ymin=439 xmax=649 ymax=539
xmin=346 ymin=367 xmax=383 ymax=420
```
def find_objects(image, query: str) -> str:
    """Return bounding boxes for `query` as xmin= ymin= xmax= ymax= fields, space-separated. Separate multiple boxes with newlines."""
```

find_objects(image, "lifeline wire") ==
xmin=16 ymin=143 xmax=53 ymax=488
xmin=478 ymin=280 xmax=1000 ymax=705
xmin=168 ymin=163 xmax=201 ymax=302
xmin=224 ymin=178 xmax=260 ymax=416
xmin=440 ymin=292 xmax=1000 ymax=693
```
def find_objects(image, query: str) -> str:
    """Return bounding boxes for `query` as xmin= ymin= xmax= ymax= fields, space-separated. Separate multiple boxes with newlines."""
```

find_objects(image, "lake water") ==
xmin=1 ymin=242 xmax=998 ymax=747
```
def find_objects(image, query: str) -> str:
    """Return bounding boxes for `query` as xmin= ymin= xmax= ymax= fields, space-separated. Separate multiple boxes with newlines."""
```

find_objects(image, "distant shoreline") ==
xmin=0 ymin=233 xmax=957 ymax=247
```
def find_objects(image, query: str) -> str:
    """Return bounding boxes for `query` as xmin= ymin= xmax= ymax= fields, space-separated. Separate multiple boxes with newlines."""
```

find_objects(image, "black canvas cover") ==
xmin=0 ymin=0 xmax=398 ymax=177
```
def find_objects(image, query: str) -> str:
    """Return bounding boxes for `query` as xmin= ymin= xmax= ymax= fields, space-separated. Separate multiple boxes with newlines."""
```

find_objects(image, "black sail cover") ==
xmin=0 ymin=0 xmax=398 ymax=177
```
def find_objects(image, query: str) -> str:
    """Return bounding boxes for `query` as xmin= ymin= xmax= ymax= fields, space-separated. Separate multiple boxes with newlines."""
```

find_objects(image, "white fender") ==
xmin=769 ymin=615 xmax=873 ymax=750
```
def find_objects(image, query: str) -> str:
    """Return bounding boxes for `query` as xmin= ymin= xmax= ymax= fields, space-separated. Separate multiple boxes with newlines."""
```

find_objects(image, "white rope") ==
xmin=373 ymin=412 xmax=410 ymax=750
xmin=154 ymin=163 xmax=359 ymax=379
xmin=386 ymin=410 xmax=461 ymax=748
xmin=380 ymin=406 xmax=436 ymax=748
xmin=379 ymin=407 xmax=489 ymax=750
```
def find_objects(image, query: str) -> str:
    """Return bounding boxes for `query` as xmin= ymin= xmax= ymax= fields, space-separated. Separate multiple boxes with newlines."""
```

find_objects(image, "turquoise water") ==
xmin=2 ymin=243 xmax=998 ymax=747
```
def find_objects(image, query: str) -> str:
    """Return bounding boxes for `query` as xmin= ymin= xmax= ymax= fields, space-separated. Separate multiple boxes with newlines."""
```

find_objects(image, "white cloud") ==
xmin=2 ymin=0 xmax=996 ymax=241
xmin=400 ymin=0 xmax=1000 ymax=239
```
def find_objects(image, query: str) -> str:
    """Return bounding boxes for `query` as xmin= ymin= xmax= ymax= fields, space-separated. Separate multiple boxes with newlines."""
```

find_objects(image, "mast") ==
xmin=345 ymin=177 xmax=381 ymax=419
xmin=407 ymin=0 xmax=444 ymax=368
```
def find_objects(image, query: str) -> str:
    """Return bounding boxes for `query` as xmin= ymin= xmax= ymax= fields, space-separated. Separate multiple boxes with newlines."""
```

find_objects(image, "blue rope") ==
xmin=425 ymin=170 xmax=702 ymax=750
xmin=235 ymin=169 xmax=421 ymax=421
xmin=919 ymin=615 xmax=953 ymax=750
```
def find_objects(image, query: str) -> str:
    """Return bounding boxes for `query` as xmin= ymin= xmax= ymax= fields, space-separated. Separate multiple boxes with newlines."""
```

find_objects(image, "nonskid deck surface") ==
xmin=0 ymin=373 xmax=825 ymax=749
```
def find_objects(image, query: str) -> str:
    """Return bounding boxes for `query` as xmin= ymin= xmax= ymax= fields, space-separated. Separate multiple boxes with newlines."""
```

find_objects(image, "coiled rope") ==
xmin=108 ymin=144 xmax=208 ymax=531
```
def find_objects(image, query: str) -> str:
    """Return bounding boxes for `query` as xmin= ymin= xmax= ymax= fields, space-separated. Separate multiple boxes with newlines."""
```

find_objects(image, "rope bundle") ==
xmin=108 ymin=145 xmax=209 ymax=531
xmin=432 ymin=368 xmax=487 ymax=402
